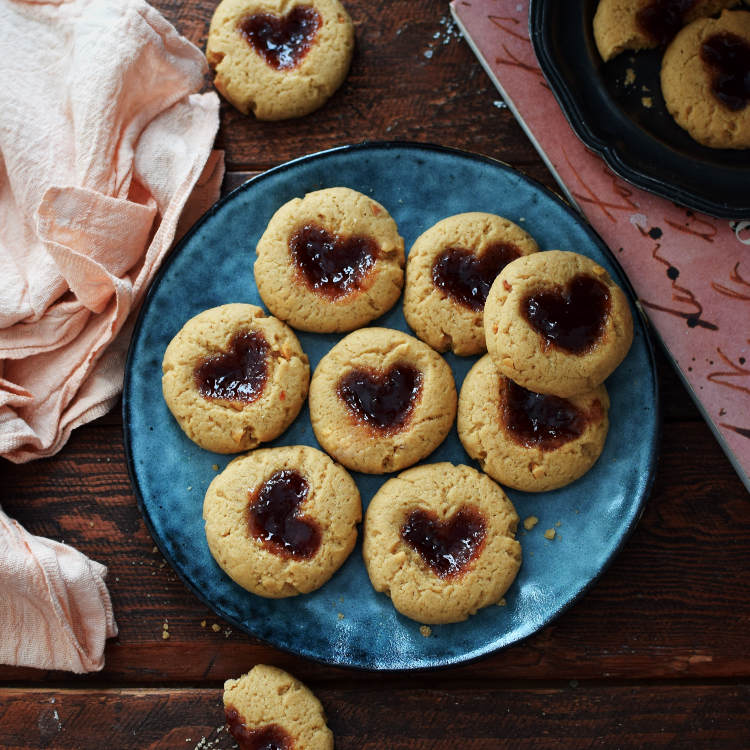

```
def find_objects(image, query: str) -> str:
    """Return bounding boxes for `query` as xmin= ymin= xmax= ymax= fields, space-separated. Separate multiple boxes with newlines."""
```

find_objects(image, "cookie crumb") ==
xmin=555 ymin=521 xmax=561 ymax=527
xmin=624 ymin=67 xmax=636 ymax=85
xmin=337 ymin=613 xmax=344 ymax=620
xmin=641 ymin=96 xmax=653 ymax=108
xmin=497 ymin=598 xmax=507 ymax=607
xmin=162 ymin=631 xmax=170 ymax=640
xmin=544 ymin=528 xmax=556 ymax=540
xmin=523 ymin=515 xmax=539 ymax=531
xmin=200 ymin=620 xmax=206 ymax=628
xmin=211 ymin=623 xmax=221 ymax=633
xmin=420 ymin=625 xmax=432 ymax=637
xmin=212 ymin=464 xmax=219 ymax=472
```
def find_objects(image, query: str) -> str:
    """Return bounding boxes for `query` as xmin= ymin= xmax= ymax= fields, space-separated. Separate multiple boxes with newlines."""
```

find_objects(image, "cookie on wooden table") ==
xmin=309 ymin=328 xmax=456 ymax=474
xmin=161 ymin=304 xmax=309 ymax=454
xmin=593 ymin=0 xmax=738 ymax=61
xmin=255 ymin=187 xmax=405 ymax=332
xmin=661 ymin=9 xmax=750 ymax=149
xmin=224 ymin=664 xmax=333 ymax=749
xmin=203 ymin=445 xmax=361 ymax=598
xmin=363 ymin=463 xmax=521 ymax=624
xmin=403 ymin=212 xmax=539 ymax=356
xmin=484 ymin=251 xmax=633 ymax=398
xmin=207 ymin=0 xmax=354 ymax=119
xmin=458 ymin=355 xmax=610 ymax=492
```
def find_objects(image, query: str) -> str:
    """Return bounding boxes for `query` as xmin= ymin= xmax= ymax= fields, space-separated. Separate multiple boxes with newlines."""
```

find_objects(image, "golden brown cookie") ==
xmin=224 ymin=665 xmax=333 ymax=749
xmin=458 ymin=355 xmax=610 ymax=492
xmin=661 ymin=10 xmax=750 ymax=149
xmin=203 ymin=445 xmax=361 ymax=598
xmin=593 ymin=0 xmax=738 ymax=61
xmin=255 ymin=187 xmax=405 ymax=333
xmin=161 ymin=304 xmax=309 ymax=454
xmin=484 ymin=251 xmax=633 ymax=398
xmin=362 ymin=463 xmax=521 ymax=624
xmin=403 ymin=212 xmax=539 ymax=356
xmin=308 ymin=328 xmax=457 ymax=474
xmin=207 ymin=0 xmax=354 ymax=119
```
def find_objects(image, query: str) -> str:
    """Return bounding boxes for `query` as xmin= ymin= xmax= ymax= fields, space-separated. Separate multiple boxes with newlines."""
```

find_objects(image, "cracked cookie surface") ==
xmin=593 ymin=0 xmax=738 ymax=61
xmin=403 ymin=212 xmax=538 ymax=356
xmin=458 ymin=355 xmax=610 ymax=492
xmin=162 ymin=303 xmax=309 ymax=453
xmin=207 ymin=0 xmax=354 ymax=119
xmin=204 ymin=445 xmax=361 ymax=597
xmin=223 ymin=664 xmax=334 ymax=749
xmin=661 ymin=9 xmax=750 ymax=149
xmin=309 ymin=327 xmax=457 ymax=474
xmin=484 ymin=251 xmax=633 ymax=398
xmin=362 ymin=462 xmax=521 ymax=624
xmin=255 ymin=187 xmax=405 ymax=332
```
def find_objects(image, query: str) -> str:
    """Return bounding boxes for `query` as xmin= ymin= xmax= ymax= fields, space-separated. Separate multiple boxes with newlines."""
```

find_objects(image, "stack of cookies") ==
xmin=159 ymin=185 xmax=634 ymax=635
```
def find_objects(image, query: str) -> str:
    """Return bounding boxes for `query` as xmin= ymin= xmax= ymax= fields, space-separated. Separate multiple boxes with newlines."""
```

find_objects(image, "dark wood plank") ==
xmin=1 ymin=416 xmax=747 ymax=684
xmin=148 ymin=0 xmax=546 ymax=179
xmin=1 ymin=685 xmax=748 ymax=749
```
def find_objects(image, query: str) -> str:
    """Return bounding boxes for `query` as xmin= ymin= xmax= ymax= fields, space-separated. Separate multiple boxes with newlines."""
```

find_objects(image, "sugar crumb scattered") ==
xmin=162 ymin=631 xmax=170 ymax=640
xmin=523 ymin=515 xmax=539 ymax=530
xmin=544 ymin=528 xmax=556 ymax=540
xmin=641 ymin=97 xmax=653 ymax=108
xmin=420 ymin=625 xmax=432 ymax=637
xmin=624 ymin=68 xmax=636 ymax=85
xmin=200 ymin=620 xmax=206 ymax=628
xmin=211 ymin=623 xmax=221 ymax=632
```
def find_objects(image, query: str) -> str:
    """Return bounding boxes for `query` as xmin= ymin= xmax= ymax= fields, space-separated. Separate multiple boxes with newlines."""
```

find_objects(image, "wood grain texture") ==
xmin=1 ymin=418 xmax=747 ymax=684
xmin=1 ymin=686 xmax=748 ymax=749
xmin=148 ymin=0 xmax=546 ymax=178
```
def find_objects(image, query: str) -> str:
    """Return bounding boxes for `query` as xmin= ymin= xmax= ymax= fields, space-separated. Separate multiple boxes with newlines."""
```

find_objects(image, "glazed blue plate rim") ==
xmin=123 ymin=141 xmax=660 ymax=672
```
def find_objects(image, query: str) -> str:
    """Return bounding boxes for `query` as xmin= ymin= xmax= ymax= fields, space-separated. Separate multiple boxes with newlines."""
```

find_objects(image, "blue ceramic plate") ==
xmin=123 ymin=142 xmax=659 ymax=671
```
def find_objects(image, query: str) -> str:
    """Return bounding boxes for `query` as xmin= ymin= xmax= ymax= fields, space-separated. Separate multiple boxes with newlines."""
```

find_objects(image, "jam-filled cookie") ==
xmin=403 ymin=213 xmax=539 ymax=356
xmin=162 ymin=304 xmax=309 ymax=454
xmin=203 ymin=445 xmax=361 ymax=597
xmin=224 ymin=665 xmax=334 ymax=750
xmin=308 ymin=328 xmax=456 ymax=474
xmin=661 ymin=9 xmax=750 ymax=149
xmin=255 ymin=187 xmax=405 ymax=333
xmin=206 ymin=0 xmax=354 ymax=119
xmin=484 ymin=251 xmax=633 ymax=398
xmin=593 ymin=0 xmax=738 ymax=61
xmin=458 ymin=356 xmax=610 ymax=492
xmin=362 ymin=463 xmax=521 ymax=624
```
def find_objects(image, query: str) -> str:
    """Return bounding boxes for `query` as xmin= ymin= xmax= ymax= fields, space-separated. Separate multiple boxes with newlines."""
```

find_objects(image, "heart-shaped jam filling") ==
xmin=432 ymin=242 xmax=521 ymax=311
xmin=522 ymin=273 xmax=610 ymax=354
xmin=195 ymin=330 xmax=269 ymax=403
xmin=290 ymin=223 xmax=380 ymax=300
xmin=247 ymin=470 xmax=320 ymax=559
xmin=502 ymin=379 xmax=594 ymax=450
xmin=636 ymin=0 xmax=696 ymax=46
xmin=337 ymin=363 xmax=423 ymax=434
xmin=225 ymin=708 xmax=292 ymax=750
xmin=701 ymin=32 xmax=750 ymax=112
xmin=238 ymin=5 xmax=321 ymax=70
xmin=400 ymin=507 xmax=486 ymax=579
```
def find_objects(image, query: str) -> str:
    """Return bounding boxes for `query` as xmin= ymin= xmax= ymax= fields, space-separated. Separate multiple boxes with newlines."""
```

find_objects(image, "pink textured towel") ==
xmin=0 ymin=0 xmax=223 ymax=671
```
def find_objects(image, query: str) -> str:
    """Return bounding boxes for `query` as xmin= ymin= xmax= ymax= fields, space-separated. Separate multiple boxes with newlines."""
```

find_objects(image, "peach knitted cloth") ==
xmin=0 ymin=0 xmax=222 ymax=671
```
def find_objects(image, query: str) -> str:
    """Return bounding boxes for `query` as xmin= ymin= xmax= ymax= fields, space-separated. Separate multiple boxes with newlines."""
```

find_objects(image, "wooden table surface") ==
xmin=2 ymin=1 xmax=749 ymax=747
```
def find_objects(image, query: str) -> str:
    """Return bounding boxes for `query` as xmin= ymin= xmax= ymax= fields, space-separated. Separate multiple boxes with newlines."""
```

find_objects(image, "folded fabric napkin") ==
xmin=0 ymin=0 xmax=223 ymax=671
